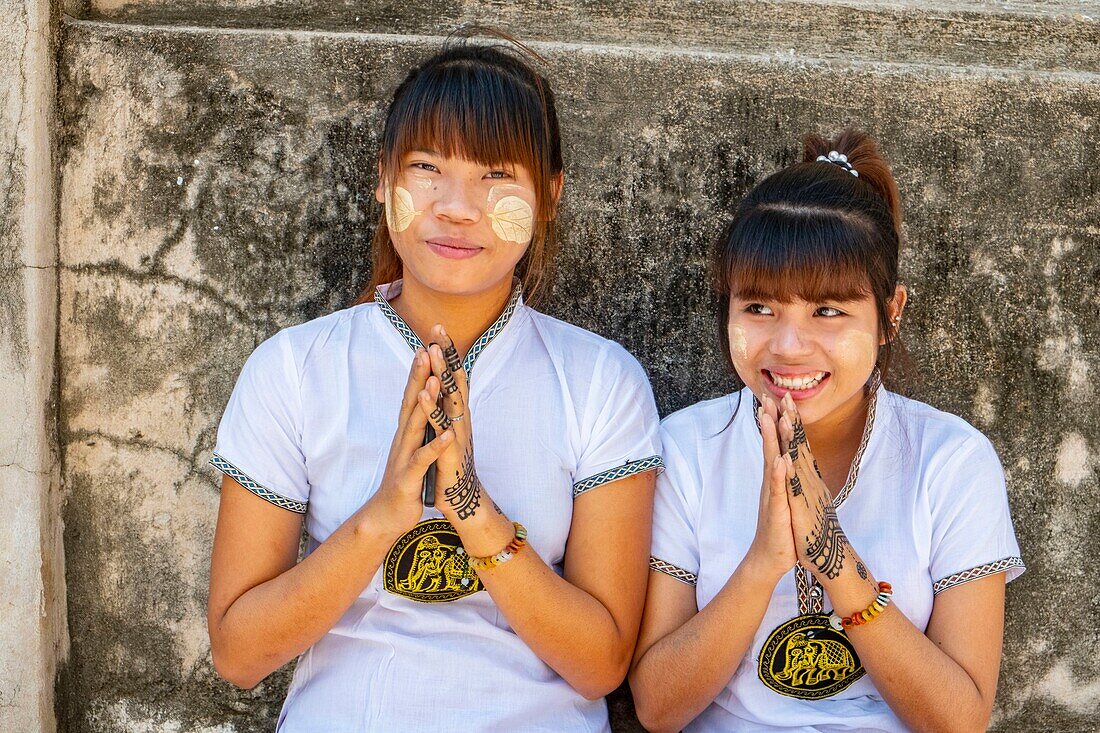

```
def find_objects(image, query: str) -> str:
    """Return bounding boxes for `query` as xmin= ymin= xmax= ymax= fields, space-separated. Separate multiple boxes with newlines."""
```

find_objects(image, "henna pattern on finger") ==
xmin=441 ymin=369 xmax=459 ymax=395
xmin=789 ymin=417 xmax=808 ymax=461
xmin=790 ymin=473 xmax=804 ymax=497
xmin=443 ymin=344 xmax=462 ymax=374
xmin=429 ymin=404 xmax=452 ymax=431
xmin=805 ymin=499 xmax=849 ymax=579
xmin=444 ymin=448 xmax=482 ymax=520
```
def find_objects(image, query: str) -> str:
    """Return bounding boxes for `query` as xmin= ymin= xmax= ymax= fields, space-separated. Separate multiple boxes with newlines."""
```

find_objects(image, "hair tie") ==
xmin=816 ymin=150 xmax=859 ymax=177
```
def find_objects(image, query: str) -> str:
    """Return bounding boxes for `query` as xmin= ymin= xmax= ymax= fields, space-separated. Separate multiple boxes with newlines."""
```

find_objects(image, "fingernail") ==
xmin=440 ymin=325 xmax=448 ymax=338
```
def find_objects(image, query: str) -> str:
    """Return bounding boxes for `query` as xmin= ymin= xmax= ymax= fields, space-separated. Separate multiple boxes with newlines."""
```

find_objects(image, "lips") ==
xmin=426 ymin=237 xmax=483 ymax=260
xmin=762 ymin=368 xmax=831 ymax=400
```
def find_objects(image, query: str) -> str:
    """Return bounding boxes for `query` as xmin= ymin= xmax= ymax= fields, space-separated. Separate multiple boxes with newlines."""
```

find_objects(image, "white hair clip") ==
xmin=816 ymin=150 xmax=859 ymax=177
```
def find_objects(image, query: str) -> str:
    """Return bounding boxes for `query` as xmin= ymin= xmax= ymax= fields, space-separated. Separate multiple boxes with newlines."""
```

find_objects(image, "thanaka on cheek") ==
xmin=729 ymin=324 xmax=749 ymax=364
xmin=386 ymin=185 xmax=421 ymax=233
xmin=834 ymin=329 xmax=877 ymax=378
xmin=487 ymin=184 xmax=535 ymax=244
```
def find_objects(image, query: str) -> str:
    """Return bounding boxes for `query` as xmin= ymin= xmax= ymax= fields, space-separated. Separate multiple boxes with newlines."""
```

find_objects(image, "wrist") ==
xmin=449 ymin=507 xmax=515 ymax=557
xmin=737 ymin=549 xmax=788 ymax=590
xmin=358 ymin=494 xmax=412 ymax=543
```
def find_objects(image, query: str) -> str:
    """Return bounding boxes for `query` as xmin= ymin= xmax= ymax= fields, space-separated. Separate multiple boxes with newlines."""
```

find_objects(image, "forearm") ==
xmin=631 ymin=558 xmax=780 ymax=732
xmin=476 ymin=549 xmax=633 ymax=699
xmin=823 ymin=557 xmax=994 ymax=732
xmin=211 ymin=505 xmax=401 ymax=688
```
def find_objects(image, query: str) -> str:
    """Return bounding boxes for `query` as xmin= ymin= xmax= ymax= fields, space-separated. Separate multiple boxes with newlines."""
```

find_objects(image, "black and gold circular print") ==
xmin=384 ymin=518 xmax=483 ymax=603
xmin=758 ymin=614 xmax=865 ymax=699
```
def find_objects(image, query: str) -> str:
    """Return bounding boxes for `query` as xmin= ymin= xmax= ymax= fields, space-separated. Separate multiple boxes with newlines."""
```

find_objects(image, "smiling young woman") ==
xmin=205 ymin=35 xmax=661 ymax=732
xmin=628 ymin=130 xmax=1024 ymax=732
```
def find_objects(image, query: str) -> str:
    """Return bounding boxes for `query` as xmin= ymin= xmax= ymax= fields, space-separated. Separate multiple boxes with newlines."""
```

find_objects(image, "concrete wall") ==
xmin=0 ymin=1 xmax=64 ymax=731
xmin=36 ymin=0 xmax=1100 ymax=730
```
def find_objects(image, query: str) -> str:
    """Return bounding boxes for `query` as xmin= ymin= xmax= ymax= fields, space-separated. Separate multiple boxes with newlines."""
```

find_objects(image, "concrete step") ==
xmin=68 ymin=0 xmax=1100 ymax=73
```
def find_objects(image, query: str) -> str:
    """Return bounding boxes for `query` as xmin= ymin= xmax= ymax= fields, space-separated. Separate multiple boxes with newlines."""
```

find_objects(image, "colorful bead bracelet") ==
xmin=829 ymin=581 xmax=893 ymax=630
xmin=467 ymin=522 xmax=528 ymax=572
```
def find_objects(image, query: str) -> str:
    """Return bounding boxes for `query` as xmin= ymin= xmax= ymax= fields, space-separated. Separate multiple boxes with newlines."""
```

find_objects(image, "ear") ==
xmin=375 ymin=159 xmax=386 ymax=204
xmin=547 ymin=171 xmax=564 ymax=220
xmin=885 ymin=284 xmax=908 ymax=343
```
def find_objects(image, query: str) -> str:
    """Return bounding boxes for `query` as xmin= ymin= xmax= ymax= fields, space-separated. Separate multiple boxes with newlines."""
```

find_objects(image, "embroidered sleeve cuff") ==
xmin=649 ymin=556 xmax=698 ymax=585
xmin=572 ymin=455 xmax=663 ymax=498
xmin=932 ymin=556 xmax=1025 ymax=595
xmin=210 ymin=453 xmax=308 ymax=514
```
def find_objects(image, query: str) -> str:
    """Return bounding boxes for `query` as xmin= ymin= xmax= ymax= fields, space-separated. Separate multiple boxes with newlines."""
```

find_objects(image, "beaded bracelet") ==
xmin=829 ymin=581 xmax=893 ymax=631
xmin=466 ymin=522 xmax=528 ymax=572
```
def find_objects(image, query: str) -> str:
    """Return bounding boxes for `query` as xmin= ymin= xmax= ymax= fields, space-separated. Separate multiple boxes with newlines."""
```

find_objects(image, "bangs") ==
xmin=723 ymin=205 xmax=877 ymax=304
xmin=384 ymin=60 xmax=548 ymax=184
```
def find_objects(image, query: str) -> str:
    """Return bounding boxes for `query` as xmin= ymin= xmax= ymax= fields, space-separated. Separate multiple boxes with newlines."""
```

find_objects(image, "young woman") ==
xmin=206 ymin=38 xmax=661 ymax=731
xmin=629 ymin=130 xmax=1023 ymax=732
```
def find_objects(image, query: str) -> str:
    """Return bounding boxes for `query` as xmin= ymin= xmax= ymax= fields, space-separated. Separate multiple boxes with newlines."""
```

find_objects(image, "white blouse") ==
xmin=651 ymin=386 xmax=1024 ymax=732
xmin=211 ymin=281 xmax=662 ymax=732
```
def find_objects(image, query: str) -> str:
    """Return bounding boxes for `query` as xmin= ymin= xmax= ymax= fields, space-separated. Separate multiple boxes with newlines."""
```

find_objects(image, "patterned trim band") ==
xmin=650 ymin=556 xmax=698 ymax=586
xmin=572 ymin=455 xmax=664 ymax=498
xmin=375 ymin=279 xmax=523 ymax=379
xmin=210 ymin=453 xmax=308 ymax=514
xmin=933 ymin=556 xmax=1025 ymax=595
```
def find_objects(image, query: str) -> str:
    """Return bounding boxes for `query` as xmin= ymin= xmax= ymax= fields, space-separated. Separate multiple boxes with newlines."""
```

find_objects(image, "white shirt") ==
xmin=650 ymin=386 xmax=1024 ymax=732
xmin=211 ymin=281 xmax=662 ymax=732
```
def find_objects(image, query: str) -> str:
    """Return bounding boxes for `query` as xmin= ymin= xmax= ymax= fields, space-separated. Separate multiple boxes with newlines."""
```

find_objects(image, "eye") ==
xmin=745 ymin=303 xmax=773 ymax=316
xmin=485 ymin=169 xmax=512 ymax=180
xmin=815 ymin=306 xmax=846 ymax=317
xmin=411 ymin=162 xmax=439 ymax=173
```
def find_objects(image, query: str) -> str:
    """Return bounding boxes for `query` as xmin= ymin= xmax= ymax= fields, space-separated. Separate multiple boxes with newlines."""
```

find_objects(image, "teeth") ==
xmin=770 ymin=371 xmax=826 ymax=390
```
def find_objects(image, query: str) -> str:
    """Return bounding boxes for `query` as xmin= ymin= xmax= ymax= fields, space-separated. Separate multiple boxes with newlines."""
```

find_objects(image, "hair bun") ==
xmin=803 ymin=129 xmax=902 ymax=234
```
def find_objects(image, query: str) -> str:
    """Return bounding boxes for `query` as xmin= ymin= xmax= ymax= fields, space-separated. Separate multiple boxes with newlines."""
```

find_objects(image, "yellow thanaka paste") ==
xmin=486 ymin=184 xmax=535 ymax=244
xmin=387 ymin=185 xmax=421 ymax=233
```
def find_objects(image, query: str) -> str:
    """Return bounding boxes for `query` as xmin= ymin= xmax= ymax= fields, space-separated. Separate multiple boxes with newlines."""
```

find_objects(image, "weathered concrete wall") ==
xmin=55 ymin=3 xmax=1099 ymax=731
xmin=0 ymin=1 xmax=64 ymax=731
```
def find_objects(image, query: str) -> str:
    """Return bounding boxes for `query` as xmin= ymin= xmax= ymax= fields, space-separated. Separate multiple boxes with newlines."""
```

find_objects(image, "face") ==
xmin=375 ymin=151 xmax=540 ymax=297
xmin=727 ymin=287 xmax=903 ymax=426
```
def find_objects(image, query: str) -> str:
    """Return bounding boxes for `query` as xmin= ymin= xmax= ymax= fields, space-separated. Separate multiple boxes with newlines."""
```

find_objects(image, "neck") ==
xmin=803 ymin=388 xmax=872 ymax=496
xmin=387 ymin=274 xmax=516 ymax=358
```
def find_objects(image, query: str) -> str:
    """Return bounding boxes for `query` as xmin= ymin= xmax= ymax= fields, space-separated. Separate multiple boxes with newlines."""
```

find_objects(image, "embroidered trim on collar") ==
xmin=374 ymin=279 xmax=523 ymax=378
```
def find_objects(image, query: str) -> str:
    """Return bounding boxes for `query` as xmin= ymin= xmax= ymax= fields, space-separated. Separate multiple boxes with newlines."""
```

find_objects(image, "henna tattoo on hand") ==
xmin=429 ymin=404 xmax=452 ymax=431
xmin=805 ymin=499 xmax=849 ymax=579
xmin=856 ymin=561 xmax=868 ymax=580
xmin=789 ymin=417 xmax=808 ymax=461
xmin=790 ymin=473 xmax=803 ymax=496
xmin=443 ymin=344 xmax=462 ymax=374
xmin=444 ymin=448 xmax=482 ymax=520
xmin=441 ymin=369 xmax=459 ymax=395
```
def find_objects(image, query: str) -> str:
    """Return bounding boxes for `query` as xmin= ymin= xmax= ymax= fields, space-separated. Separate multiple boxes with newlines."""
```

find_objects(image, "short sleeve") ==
xmin=210 ymin=331 xmax=309 ymax=514
xmin=571 ymin=345 xmax=662 ymax=498
xmin=928 ymin=436 xmax=1024 ymax=594
xmin=649 ymin=427 xmax=700 ymax=585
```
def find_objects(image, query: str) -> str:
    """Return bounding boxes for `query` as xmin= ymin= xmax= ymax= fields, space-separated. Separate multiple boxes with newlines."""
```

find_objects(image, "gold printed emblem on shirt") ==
xmin=757 ymin=614 xmax=865 ymax=699
xmin=383 ymin=519 xmax=483 ymax=603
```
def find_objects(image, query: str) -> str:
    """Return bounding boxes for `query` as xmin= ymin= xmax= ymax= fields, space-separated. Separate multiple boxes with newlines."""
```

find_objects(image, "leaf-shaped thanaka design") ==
xmin=488 ymin=196 xmax=534 ymax=244
xmin=387 ymin=186 xmax=421 ymax=233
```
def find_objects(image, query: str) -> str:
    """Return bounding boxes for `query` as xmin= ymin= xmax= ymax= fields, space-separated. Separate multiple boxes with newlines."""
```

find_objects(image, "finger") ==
xmin=428 ymin=341 xmax=467 ymax=423
xmin=418 ymin=388 xmax=453 ymax=433
xmin=762 ymin=394 xmax=780 ymax=423
xmin=435 ymin=324 xmax=468 ymax=390
xmin=795 ymin=436 xmax=822 ymax=479
xmin=777 ymin=414 xmax=794 ymax=456
xmin=398 ymin=349 xmax=431 ymax=424
xmin=783 ymin=453 xmax=806 ymax=500
xmin=759 ymin=407 xmax=781 ymax=467
xmin=770 ymin=454 xmax=788 ymax=501
xmin=409 ymin=428 xmax=455 ymax=470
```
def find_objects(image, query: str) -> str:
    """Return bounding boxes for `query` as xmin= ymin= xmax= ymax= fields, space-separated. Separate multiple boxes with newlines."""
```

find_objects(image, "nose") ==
xmin=432 ymin=178 xmax=482 ymax=224
xmin=770 ymin=318 xmax=815 ymax=360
